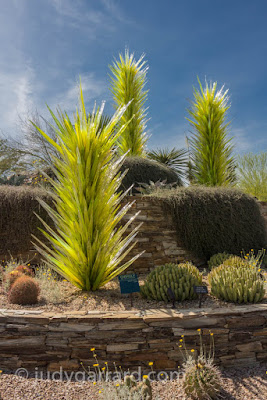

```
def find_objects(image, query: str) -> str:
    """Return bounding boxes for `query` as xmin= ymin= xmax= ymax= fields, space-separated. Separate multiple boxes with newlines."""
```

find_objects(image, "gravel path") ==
xmin=0 ymin=366 xmax=266 ymax=399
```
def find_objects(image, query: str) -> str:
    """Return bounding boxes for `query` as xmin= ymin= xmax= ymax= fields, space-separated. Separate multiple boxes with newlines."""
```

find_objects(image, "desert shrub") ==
xmin=0 ymin=186 xmax=53 ymax=256
xmin=119 ymin=156 xmax=181 ymax=193
xmin=150 ymin=186 xmax=267 ymax=260
xmin=180 ymin=330 xmax=222 ymax=400
xmin=35 ymin=265 xmax=65 ymax=304
xmin=208 ymin=260 xmax=265 ymax=303
xmin=8 ymin=276 xmax=40 ymax=305
xmin=140 ymin=263 xmax=202 ymax=302
xmin=207 ymin=252 xmax=234 ymax=269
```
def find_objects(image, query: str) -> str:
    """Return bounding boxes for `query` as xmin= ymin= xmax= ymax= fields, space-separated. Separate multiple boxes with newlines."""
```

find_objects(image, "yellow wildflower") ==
xmin=148 ymin=362 xmax=153 ymax=366
xmin=93 ymin=364 xmax=99 ymax=367
xmin=191 ymin=349 xmax=195 ymax=353
xmin=91 ymin=348 xmax=95 ymax=351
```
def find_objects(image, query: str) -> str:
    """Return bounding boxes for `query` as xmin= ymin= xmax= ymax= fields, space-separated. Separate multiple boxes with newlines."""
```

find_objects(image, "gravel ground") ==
xmin=2 ymin=277 xmax=266 ymax=313
xmin=0 ymin=366 xmax=266 ymax=399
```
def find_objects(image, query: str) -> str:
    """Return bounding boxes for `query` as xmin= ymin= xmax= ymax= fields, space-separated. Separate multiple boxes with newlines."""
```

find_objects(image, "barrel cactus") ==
xmin=208 ymin=260 xmax=265 ymax=304
xmin=208 ymin=252 xmax=233 ymax=269
xmin=183 ymin=358 xmax=222 ymax=400
xmin=8 ymin=276 xmax=40 ymax=305
xmin=140 ymin=263 xmax=202 ymax=302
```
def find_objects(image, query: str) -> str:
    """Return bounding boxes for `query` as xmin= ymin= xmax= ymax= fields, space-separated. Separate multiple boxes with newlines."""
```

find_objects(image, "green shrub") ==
xmin=8 ymin=276 xmax=40 ymax=305
xmin=119 ymin=156 xmax=180 ymax=193
xmin=208 ymin=260 xmax=265 ymax=303
xmin=208 ymin=252 xmax=234 ymax=269
xmin=0 ymin=186 xmax=53 ymax=256
xmin=149 ymin=186 xmax=267 ymax=260
xmin=140 ymin=263 xmax=202 ymax=302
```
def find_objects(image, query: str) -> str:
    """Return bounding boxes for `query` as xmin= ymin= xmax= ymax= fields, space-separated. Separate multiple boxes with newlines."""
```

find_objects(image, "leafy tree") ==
xmin=33 ymin=86 xmax=141 ymax=291
xmin=147 ymin=147 xmax=188 ymax=184
xmin=237 ymin=152 xmax=267 ymax=201
xmin=187 ymin=78 xmax=236 ymax=186
xmin=109 ymin=49 xmax=148 ymax=156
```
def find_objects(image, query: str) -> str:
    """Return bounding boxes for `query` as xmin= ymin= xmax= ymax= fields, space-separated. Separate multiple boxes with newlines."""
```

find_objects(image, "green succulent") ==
xmin=207 ymin=252 xmax=234 ymax=269
xmin=208 ymin=260 xmax=265 ymax=303
xmin=140 ymin=263 xmax=202 ymax=302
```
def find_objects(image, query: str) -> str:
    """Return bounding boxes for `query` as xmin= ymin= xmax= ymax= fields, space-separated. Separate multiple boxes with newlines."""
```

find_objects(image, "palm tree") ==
xmin=187 ymin=78 xmax=236 ymax=186
xmin=147 ymin=147 xmax=188 ymax=184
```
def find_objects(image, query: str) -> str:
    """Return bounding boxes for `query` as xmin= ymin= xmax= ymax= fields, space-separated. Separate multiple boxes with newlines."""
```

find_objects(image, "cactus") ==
xmin=6 ymin=270 xmax=23 ymax=288
xmin=208 ymin=259 xmax=265 ymax=304
xmin=140 ymin=263 xmax=202 ymax=302
xmin=183 ymin=357 xmax=222 ymax=400
xmin=14 ymin=264 xmax=34 ymax=277
xmin=8 ymin=276 xmax=40 ymax=305
xmin=121 ymin=375 xmax=152 ymax=400
xmin=207 ymin=252 xmax=234 ymax=269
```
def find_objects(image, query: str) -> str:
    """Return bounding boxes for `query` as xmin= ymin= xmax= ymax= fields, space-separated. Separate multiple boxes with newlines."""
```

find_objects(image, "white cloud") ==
xmin=0 ymin=65 xmax=35 ymax=137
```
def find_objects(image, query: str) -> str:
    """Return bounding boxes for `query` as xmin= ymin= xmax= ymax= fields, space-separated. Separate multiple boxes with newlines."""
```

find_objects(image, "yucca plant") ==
xmin=109 ymin=49 xmax=148 ymax=156
xmin=187 ymin=78 xmax=236 ymax=186
xmin=33 ymin=86 xmax=141 ymax=291
xmin=147 ymin=147 xmax=188 ymax=184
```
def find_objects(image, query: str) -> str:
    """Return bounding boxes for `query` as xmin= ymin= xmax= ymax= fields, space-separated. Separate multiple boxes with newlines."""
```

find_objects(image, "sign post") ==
xmin=193 ymin=286 xmax=208 ymax=308
xmin=118 ymin=273 xmax=140 ymax=308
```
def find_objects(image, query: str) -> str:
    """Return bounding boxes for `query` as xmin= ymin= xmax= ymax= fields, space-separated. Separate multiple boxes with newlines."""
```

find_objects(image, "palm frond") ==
xmin=147 ymin=147 xmax=188 ymax=183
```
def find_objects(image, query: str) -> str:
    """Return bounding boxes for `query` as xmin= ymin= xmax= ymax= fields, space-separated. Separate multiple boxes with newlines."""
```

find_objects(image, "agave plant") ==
xmin=109 ymin=49 xmax=148 ymax=156
xmin=187 ymin=78 xmax=236 ymax=186
xmin=147 ymin=147 xmax=188 ymax=184
xmin=33 ymin=86 xmax=141 ymax=291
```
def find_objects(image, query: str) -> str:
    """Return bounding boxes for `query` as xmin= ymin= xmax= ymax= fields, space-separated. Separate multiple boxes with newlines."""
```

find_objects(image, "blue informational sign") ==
xmin=118 ymin=273 xmax=140 ymax=294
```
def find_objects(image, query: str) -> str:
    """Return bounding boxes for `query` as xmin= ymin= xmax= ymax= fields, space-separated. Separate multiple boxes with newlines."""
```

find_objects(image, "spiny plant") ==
xmin=140 ymin=263 xmax=202 ymax=302
xmin=180 ymin=330 xmax=222 ymax=400
xmin=33 ymin=85 xmax=141 ymax=291
xmin=208 ymin=259 xmax=265 ymax=303
xmin=207 ymin=252 xmax=234 ymax=270
xmin=8 ymin=275 xmax=40 ymax=305
xmin=147 ymin=147 xmax=188 ymax=184
xmin=14 ymin=264 xmax=34 ymax=276
xmin=187 ymin=78 xmax=236 ymax=186
xmin=109 ymin=49 xmax=148 ymax=156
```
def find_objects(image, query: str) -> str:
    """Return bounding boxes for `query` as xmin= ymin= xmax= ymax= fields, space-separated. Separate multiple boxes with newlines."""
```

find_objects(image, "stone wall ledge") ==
xmin=0 ymin=303 xmax=266 ymax=321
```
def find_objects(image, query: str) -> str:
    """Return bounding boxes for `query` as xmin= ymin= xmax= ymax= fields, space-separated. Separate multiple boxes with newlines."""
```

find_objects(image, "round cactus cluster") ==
xmin=6 ymin=270 xmax=23 ymax=288
xmin=208 ymin=259 xmax=265 ymax=303
xmin=8 ymin=276 xmax=40 ymax=305
xmin=140 ymin=263 xmax=202 ymax=302
xmin=207 ymin=252 xmax=233 ymax=269
xmin=183 ymin=358 xmax=222 ymax=400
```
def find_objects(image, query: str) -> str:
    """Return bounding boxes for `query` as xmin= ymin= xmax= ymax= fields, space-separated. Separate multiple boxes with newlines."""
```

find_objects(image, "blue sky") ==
xmin=1 ymin=0 xmax=267 ymax=154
